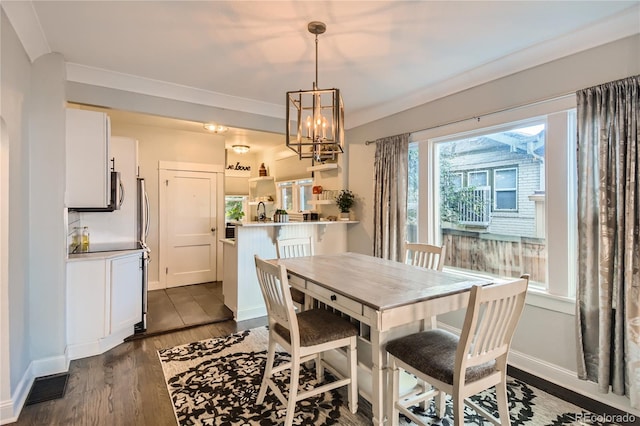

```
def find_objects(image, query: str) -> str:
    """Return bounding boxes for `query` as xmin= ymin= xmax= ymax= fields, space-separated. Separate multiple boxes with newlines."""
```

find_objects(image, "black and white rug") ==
xmin=158 ymin=327 xmax=614 ymax=425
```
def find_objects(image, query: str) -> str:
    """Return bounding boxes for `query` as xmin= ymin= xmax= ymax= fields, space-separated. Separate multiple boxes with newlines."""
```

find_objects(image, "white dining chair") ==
xmin=254 ymin=255 xmax=358 ymax=426
xmin=386 ymin=275 xmax=529 ymax=426
xmin=405 ymin=242 xmax=446 ymax=271
xmin=276 ymin=237 xmax=314 ymax=311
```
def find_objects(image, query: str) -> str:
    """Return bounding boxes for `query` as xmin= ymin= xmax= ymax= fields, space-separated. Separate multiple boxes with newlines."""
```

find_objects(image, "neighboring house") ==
xmin=442 ymin=126 xmax=545 ymax=238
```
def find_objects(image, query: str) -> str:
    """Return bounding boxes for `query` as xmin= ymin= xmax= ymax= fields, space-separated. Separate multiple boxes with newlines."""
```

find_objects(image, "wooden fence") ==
xmin=441 ymin=228 xmax=546 ymax=284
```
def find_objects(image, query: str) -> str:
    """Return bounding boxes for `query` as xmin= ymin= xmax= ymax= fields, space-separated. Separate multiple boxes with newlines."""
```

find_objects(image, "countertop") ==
xmin=67 ymin=248 xmax=145 ymax=262
xmin=229 ymin=220 xmax=358 ymax=227
xmin=219 ymin=238 xmax=236 ymax=246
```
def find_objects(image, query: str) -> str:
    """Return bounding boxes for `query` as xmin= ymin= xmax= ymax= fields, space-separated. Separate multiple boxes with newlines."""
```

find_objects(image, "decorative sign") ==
xmin=226 ymin=161 xmax=251 ymax=178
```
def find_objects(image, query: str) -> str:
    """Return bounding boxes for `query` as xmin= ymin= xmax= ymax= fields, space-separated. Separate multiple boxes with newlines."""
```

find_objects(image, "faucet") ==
xmin=257 ymin=201 xmax=266 ymax=222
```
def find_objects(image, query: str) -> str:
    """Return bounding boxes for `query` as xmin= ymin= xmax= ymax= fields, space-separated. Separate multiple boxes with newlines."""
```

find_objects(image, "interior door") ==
xmin=160 ymin=169 xmax=217 ymax=288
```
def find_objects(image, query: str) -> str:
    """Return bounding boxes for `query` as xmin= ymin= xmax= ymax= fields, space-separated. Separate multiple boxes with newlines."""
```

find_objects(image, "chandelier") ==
xmin=286 ymin=21 xmax=344 ymax=163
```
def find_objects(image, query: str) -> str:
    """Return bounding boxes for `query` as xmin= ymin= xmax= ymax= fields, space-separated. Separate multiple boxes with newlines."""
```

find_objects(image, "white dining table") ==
xmin=274 ymin=252 xmax=492 ymax=425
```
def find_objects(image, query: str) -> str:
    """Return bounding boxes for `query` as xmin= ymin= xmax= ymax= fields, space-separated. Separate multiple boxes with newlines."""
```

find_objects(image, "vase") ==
xmin=339 ymin=211 xmax=350 ymax=220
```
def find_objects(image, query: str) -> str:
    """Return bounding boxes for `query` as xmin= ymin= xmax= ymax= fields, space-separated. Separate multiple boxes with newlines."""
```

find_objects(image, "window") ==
xmin=494 ymin=168 xmax=518 ymax=211
xmin=277 ymin=178 xmax=313 ymax=212
xmin=468 ymin=171 xmax=487 ymax=187
xmin=408 ymin=97 xmax=577 ymax=301
xmin=225 ymin=195 xmax=247 ymax=222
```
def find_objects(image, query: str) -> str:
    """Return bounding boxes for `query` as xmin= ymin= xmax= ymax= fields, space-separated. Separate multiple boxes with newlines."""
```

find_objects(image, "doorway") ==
xmin=158 ymin=162 xmax=224 ymax=289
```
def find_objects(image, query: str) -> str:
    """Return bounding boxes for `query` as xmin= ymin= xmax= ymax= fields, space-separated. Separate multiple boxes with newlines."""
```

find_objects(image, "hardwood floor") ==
xmin=14 ymin=317 xmax=269 ymax=425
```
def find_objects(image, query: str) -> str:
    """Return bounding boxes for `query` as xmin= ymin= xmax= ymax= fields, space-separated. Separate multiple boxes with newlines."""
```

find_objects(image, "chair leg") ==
xmin=315 ymin=353 xmax=324 ymax=383
xmin=388 ymin=357 xmax=400 ymax=426
xmin=452 ymin=389 xmax=464 ymax=426
xmin=285 ymin=353 xmax=301 ymax=426
xmin=257 ymin=336 xmax=276 ymax=404
xmin=496 ymin=379 xmax=511 ymax=425
xmin=434 ymin=388 xmax=446 ymax=418
xmin=347 ymin=337 xmax=358 ymax=413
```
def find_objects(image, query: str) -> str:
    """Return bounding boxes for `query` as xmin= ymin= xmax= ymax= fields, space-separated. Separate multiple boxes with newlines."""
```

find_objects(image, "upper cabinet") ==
xmin=65 ymin=108 xmax=111 ymax=208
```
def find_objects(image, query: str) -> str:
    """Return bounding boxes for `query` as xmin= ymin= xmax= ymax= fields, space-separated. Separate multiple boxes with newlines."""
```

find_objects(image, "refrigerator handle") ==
xmin=144 ymin=189 xmax=150 ymax=238
xmin=119 ymin=180 xmax=125 ymax=208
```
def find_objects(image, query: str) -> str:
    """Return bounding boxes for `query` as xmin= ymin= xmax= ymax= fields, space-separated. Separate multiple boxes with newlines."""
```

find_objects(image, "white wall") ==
xmin=1 ymin=10 xmax=69 ymax=423
xmin=345 ymin=34 xmax=640 ymax=414
xmin=1 ymin=8 xmax=32 ymax=422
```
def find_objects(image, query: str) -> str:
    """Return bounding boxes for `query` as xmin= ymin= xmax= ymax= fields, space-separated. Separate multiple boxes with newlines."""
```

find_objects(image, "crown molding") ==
xmin=2 ymin=0 xmax=50 ymax=62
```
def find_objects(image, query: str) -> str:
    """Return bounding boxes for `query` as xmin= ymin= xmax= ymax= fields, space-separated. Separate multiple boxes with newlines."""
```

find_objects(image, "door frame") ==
xmin=158 ymin=161 xmax=225 ymax=289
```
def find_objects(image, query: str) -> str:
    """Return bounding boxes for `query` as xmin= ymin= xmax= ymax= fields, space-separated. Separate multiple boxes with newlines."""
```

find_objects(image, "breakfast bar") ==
xmin=220 ymin=220 xmax=357 ymax=321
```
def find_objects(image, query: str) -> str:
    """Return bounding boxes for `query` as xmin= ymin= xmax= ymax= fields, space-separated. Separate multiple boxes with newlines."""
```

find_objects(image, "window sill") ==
xmin=442 ymin=266 xmax=575 ymax=315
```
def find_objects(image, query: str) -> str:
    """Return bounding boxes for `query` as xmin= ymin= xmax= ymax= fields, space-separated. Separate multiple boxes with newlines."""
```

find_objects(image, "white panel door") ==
xmin=160 ymin=169 xmax=217 ymax=287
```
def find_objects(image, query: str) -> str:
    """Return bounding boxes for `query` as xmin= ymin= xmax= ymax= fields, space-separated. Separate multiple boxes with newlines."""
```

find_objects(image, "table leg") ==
xmin=370 ymin=325 xmax=388 ymax=425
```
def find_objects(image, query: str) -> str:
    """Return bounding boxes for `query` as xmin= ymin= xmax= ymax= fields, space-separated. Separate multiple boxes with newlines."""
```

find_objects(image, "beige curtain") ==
xmin=373 ymin=133 xmax=409 ymax=261
xmin=576 ymin=75 xmax=640 ymax=409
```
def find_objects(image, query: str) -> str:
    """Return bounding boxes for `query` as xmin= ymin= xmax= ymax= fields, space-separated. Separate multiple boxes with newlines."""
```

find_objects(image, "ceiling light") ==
xmin=204 ymin=123 xmax=228 ymax=133
xmin=286 ymin=21 xmax=344 ymax=163
xmin=232 ymin=145 xmax=250 ymax=154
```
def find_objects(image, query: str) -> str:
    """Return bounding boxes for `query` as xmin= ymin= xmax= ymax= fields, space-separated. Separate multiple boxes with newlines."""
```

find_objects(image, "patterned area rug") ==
xmin=158 ymin=327 xmax=615 ymax=425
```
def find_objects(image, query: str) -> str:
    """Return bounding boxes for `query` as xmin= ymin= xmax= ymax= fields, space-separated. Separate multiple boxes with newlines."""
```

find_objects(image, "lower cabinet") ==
xmin=66 ymin=251 xmax=142 ymax=360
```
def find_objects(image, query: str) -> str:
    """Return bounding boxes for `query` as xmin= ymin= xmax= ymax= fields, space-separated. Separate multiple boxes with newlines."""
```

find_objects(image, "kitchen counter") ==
xmin=67 ymin=248 xmax=146 ymax=262
xmin=230 ymin=220 xmax=358 ymax=227
xmin=219 ymin=238 xmax=236 ymax=246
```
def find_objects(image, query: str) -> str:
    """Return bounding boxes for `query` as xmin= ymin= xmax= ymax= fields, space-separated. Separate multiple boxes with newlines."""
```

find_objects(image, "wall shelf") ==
xmin=308 ymin=200 xmax=334 ymax=205
xmin=248 ymin=176 xmax=275 ymax=182
xmin=307 ymin=163 xmax=338 ymax=172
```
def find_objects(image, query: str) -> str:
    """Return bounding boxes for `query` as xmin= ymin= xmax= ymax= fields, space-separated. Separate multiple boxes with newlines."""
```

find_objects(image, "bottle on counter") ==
xmin=81 ymin=226 xmax=90 ymax=252
xmin=70 ymin=227 xmax=81 ymax=253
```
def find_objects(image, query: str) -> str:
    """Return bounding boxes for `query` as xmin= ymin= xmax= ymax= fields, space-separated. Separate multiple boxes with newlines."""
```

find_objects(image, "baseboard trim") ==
xmin=507 ymin=365 xmax=638 ymax=425
xmin=235 ymin=305 xmax=267 ymax=322
xmin=148 ymin=280 xmax=162 ymax=291
xmin=0 ymin=352 xmax=68 ymax=425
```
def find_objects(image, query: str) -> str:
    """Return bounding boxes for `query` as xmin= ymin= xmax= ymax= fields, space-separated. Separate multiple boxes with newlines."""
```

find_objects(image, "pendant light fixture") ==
xmin=286 ymin=21 xmax=344 ymax=163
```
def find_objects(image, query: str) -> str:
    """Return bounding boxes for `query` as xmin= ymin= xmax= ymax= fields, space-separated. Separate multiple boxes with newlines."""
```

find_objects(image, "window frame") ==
xmin=467 ymin=170 xmax=488 ymax=187
xmin=277 ymin=178 xmax=314 ymax=213
xmin=410 ymin=94 xmax=577 ymax=306
xmin=493 ymin=167 xmax=518 ymax=211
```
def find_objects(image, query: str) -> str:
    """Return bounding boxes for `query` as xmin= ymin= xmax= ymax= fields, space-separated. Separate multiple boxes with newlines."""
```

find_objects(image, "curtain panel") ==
xmin=576 ymin=75 xmax=639 ymax=408
xmin=372 ymin=133 xmax=409 ymax=261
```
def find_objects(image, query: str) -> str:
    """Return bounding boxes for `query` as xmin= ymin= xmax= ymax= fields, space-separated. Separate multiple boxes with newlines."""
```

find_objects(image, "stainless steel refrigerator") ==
xmin=134 ymin=177 xmax=151 ymax=333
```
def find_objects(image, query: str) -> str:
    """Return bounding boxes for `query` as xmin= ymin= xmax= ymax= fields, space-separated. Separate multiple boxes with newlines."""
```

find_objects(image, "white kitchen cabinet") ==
xmin=110 ymin=254 xmax=142 ymax=334
xmin=65 ymin=108 xmax=111 ymax=208
xmin=66 ymin=251 xmax=143 ymax=360
xmin=66 ymin=259 xmax=107 ymax=346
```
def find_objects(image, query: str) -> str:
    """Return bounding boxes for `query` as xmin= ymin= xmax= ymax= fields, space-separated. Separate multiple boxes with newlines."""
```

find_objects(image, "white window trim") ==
xmin=493 ymin=167 xmax=518 ymax=211
xmin=412 ymin=94 xmax=577 ymax=312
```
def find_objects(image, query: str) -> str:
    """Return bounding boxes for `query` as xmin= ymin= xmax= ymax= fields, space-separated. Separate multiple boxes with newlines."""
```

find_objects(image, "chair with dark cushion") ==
xmin=254 ymin=255 xmax=358 ymax=426
xmin=386 ymin=275 xmax=529 ymax=426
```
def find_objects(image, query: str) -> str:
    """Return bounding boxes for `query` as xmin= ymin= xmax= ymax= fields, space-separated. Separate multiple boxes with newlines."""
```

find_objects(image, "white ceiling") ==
xmin=3 ymin=0 xmax=639 ymax=150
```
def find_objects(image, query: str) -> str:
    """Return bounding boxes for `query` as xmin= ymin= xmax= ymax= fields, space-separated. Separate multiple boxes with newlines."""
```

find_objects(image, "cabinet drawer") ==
xmin=306 ymin=281 xmax=363 ymax=316
xmin=287 ymin=274 xmax=305 ymax=289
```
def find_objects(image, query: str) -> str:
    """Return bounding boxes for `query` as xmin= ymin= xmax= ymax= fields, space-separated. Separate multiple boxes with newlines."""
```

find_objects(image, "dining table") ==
xmin=274 ymin=251 xmax=492 ymax=425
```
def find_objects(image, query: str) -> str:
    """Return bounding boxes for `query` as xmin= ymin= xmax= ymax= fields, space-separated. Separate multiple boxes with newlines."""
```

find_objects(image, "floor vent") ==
xmin=25 ymin=373 xmax=69 ymax=405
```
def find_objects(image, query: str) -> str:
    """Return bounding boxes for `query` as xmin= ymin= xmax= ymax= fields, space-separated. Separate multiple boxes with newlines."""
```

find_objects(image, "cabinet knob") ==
xmin=211 ymin=228 xmax=216 ymax=233
xmin=330 ymin=294 xmax=337 ymax=301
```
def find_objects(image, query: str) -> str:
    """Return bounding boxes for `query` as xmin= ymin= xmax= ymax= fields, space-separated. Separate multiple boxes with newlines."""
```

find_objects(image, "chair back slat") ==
xmin=276 ymin=237 xmax=314 ymax=259
xmin=457 ymin=277 xmax=528 ymax=372
xmin=254 ymin=256 xmax=299 ymax=342
xmin=404 ymin=242 xmax=446 ymax=271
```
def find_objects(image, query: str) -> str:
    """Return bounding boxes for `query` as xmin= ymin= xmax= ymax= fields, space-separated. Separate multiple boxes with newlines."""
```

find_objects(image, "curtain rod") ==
xmin=364 ymin=92 xmax=575 ymax=145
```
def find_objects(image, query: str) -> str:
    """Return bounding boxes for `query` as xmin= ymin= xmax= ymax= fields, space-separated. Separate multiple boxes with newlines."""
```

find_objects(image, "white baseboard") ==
xmin=67 ymin=326 xmax=133 ymax=361
xmin=148 ymin=280 xmax=162 ymax=291
xmin=437 ymin=322 xmax=640 ymax=417
xmin=0 ymin=352 xmax=70 ymax=425
xmin=235 ymin=305 xmax=267 ymax=322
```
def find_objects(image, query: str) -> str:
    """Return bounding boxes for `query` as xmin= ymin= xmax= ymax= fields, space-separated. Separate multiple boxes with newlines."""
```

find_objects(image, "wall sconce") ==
xmin=232 ymin=145 xmax=250 ymax=154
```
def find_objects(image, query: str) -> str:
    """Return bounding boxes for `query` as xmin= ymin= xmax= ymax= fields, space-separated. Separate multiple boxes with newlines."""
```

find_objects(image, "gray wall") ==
xmin=344 ymin=34 xmax=640 ymax=409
